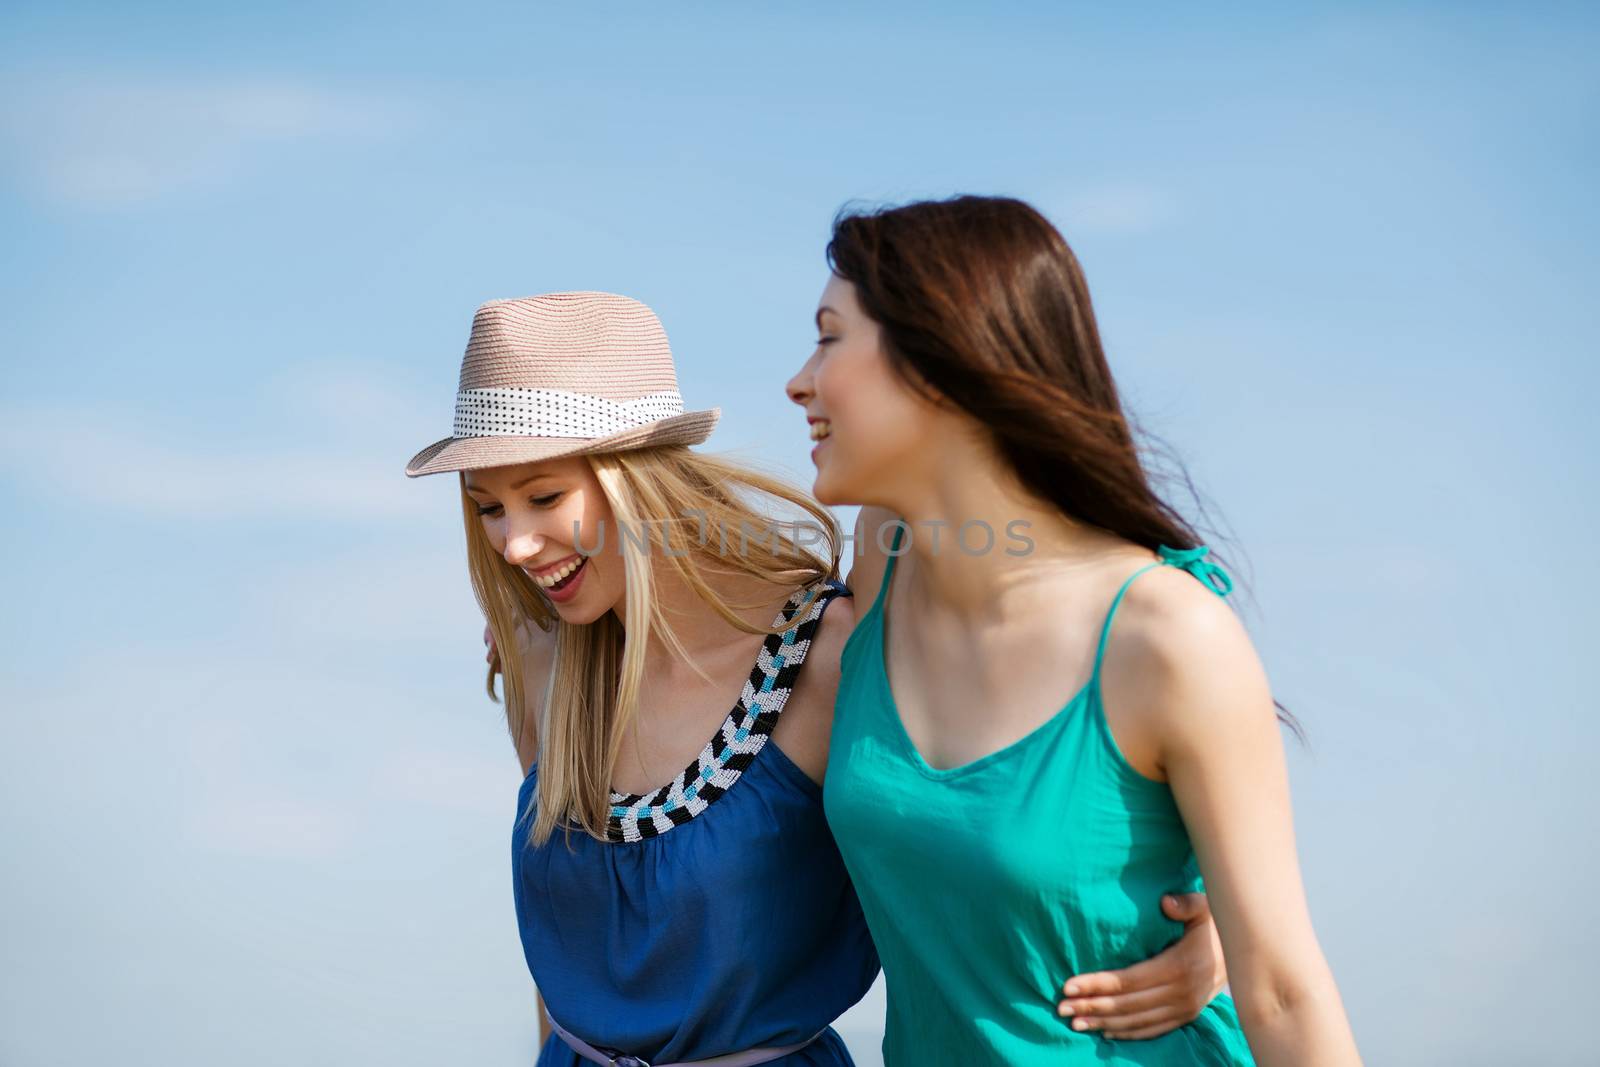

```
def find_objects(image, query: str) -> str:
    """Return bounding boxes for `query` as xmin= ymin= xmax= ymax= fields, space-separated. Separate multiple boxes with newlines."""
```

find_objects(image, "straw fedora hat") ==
xmin=405 ymin=291 xmax=720 ymax=477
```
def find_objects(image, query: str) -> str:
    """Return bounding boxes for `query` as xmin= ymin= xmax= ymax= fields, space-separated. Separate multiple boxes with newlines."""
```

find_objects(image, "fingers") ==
xmin=1101 ymin=1010 xmax=1192 ymax=1041
xmin=1056 ymin=892 xmax=1221 ymax=1040
xmin=1059 ymin=937 xmax=1213 ymax=1036
xmin=1058 ymin=999 xmax=1193 ymax=1040
xmin=1062 ymin=951 xmax=1176 ymax=999
xmin=1058 ymin=976 xmax=1199 ymax=1040
xmin=1058 ymin=983 xmax=1171 ymax=1021
xmin=1161 ymin=891 xmax=1211 ymax=924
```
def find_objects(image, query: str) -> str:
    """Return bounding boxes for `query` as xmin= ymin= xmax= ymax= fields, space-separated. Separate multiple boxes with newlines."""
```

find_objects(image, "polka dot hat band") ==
xmin=404 ymin=291 xmax=721 ymax=477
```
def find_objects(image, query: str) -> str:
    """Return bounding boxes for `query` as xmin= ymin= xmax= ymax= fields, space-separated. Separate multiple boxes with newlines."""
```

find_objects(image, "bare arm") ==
xmin=487 ymin=618 xmax=555 ymax=775
xmin=1109 ymin=583 xmax=1360 ymax=1064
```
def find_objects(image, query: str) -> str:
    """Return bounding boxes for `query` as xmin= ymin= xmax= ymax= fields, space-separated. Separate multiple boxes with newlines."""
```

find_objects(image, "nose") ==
xmin=502 ymin=513 xmax=546 ymax=568
xmin=786 ymin=351 xmax=817 ymax=407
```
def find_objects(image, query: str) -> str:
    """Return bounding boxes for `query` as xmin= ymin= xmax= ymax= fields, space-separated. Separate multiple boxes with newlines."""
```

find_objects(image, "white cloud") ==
xmin=0 ymin=75 xmax=423 ymax=206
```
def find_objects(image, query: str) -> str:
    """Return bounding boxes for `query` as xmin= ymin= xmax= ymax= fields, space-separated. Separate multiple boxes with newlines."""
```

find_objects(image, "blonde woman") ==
xmin=406 ymin=292 xmax=1230 ymax=1067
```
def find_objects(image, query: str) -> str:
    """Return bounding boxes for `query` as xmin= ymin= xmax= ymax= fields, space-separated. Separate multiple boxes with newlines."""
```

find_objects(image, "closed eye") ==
xmin=472 ymin=492 xmax=563 ymax=517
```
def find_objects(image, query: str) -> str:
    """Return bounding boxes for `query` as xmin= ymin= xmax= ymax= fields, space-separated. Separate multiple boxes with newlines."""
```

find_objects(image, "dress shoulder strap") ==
xmin=865 ymin=521 xmax=907 ymax=619
xmin=604 ymin=579 xmax=847 ymax=843
xmin=774 ymin=579 xmax=849 ymax=679
xmin=1089 ymin=544 xmax=1235 ymax=687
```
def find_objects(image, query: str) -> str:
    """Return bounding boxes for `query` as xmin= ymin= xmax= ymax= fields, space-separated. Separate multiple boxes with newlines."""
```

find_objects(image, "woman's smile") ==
xmin=529 ymin=554 xmax=589 ymax=600
xmin=808 ymin=417 xmax=833 ymax=464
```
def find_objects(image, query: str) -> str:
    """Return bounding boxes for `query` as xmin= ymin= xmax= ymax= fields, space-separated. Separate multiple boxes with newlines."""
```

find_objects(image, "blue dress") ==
xmin=513 ymin=580 xmax=880 ymax=1066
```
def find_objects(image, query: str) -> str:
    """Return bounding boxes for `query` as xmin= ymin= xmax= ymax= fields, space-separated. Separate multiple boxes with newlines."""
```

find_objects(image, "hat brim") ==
xmin=404 ymin=407 xmax=721 ymax=477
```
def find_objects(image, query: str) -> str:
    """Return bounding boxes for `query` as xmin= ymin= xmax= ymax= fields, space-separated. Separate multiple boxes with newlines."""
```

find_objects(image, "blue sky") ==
xmin=1 ymin=3 xmax=1595 ymax=1064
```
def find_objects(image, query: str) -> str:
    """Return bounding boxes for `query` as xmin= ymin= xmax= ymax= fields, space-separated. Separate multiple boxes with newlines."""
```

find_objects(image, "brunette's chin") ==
xmin=809 ymin=465 xmax=857 ymax=508
xmin=808 ymin=465 xmax=836 ymax=504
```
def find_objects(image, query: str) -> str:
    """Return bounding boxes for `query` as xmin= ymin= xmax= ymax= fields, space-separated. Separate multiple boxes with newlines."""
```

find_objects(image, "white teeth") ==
xmin=532 ymin=558 xmax=583 ymax=588
xmin=809 ymin=420 xmax=832 ymax=440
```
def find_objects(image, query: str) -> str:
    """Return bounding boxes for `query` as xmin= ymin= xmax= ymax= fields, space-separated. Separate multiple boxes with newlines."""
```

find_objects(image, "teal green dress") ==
xmin=824 ymin=527 xmax=1255 ymax=1065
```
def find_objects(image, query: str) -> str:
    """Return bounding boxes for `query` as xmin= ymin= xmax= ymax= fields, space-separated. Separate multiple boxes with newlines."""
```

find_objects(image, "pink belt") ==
xmin=545 ymin=1009 xmax=823 ymax=1067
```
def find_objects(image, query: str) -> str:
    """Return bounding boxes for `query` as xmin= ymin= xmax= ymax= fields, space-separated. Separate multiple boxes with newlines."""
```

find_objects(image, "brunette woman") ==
xmin=786 ymin=198 xmax=1361 ymax=1065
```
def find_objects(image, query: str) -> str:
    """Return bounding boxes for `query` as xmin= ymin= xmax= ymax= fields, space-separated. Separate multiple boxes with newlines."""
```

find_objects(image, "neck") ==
xmin=881 ymin=439 xmax=1128 ymax=618
xmin=613 ymin=553 xmax=792 ymax=662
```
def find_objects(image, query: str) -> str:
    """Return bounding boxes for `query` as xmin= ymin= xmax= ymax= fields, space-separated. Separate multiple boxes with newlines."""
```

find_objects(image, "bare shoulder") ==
xmin=769 ymin=586 xmax=857 ymax=785
xmin=516 ymin=615 xmax=558 ymax=673
xmin=806 ymin=586 xmax=856 ymax=683
xmin=842 ymin=506 xmax=900 ymax=613
xmin=1113 ymin=563 xmax=1242 ymax=646
xmin=1098 ymin=564 xmax=1276 ymax=763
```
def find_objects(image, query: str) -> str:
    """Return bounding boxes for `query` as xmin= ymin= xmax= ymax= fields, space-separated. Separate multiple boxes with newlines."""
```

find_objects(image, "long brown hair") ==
xmin=827 ymin=194 xmax=1300 ymax=734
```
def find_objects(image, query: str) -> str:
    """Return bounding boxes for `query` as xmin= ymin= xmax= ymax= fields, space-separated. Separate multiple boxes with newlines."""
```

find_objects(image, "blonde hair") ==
xmin=462 ymin=446 xmax=840 ymax=846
